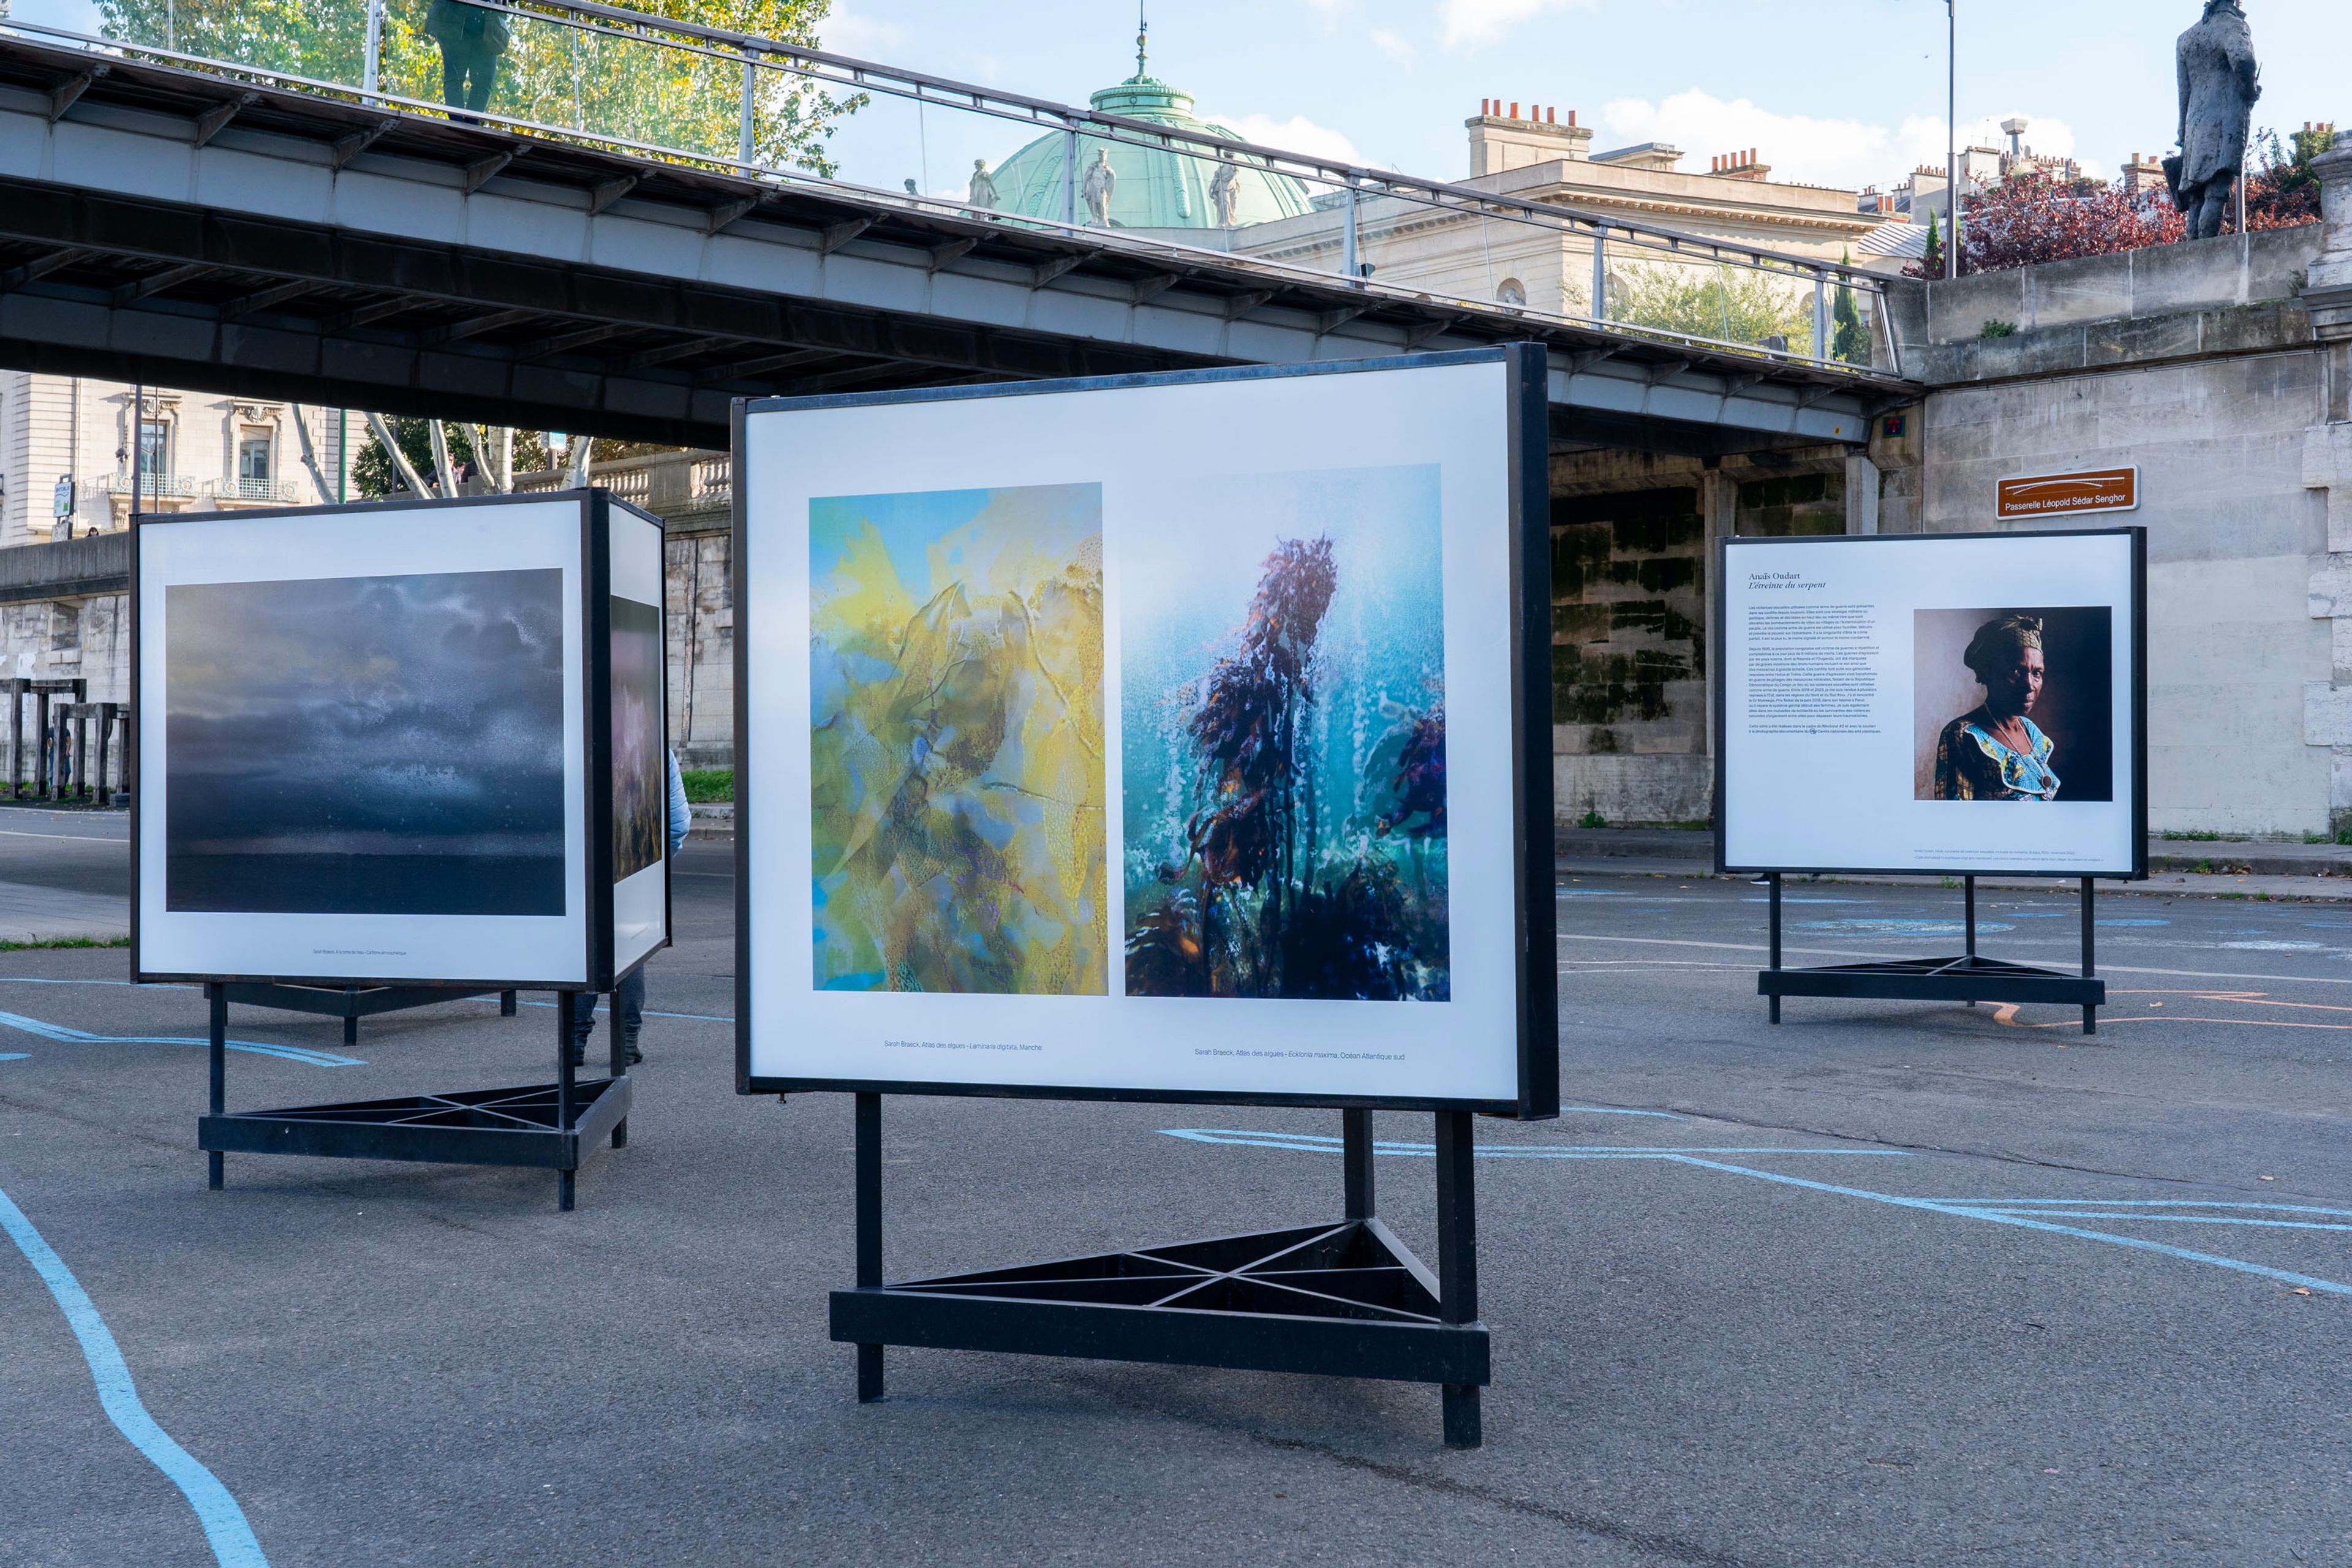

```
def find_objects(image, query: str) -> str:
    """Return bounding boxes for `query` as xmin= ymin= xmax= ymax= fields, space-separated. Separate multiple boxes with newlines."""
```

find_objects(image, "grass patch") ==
xmin=0 ymin=935 xmax=128 ymax=951
xmin=682 ymin=768 xmax=733 ymax=804
xmin=1578 ymin=810 xmax=1607 ymax=829
xmin=2162 ymin=830 xmax=2223 ymax=841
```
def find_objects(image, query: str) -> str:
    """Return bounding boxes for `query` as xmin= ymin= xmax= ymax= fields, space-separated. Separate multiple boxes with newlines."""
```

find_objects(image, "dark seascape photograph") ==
xmin=165 ymin=569 xmax=570 ymax=916
xmin=611 ymin=595 xmax=665 ymax=882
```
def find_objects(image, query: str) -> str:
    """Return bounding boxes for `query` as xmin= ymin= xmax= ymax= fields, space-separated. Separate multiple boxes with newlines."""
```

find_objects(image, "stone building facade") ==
xmin=0 ymin=374 xmax=354 ymax=700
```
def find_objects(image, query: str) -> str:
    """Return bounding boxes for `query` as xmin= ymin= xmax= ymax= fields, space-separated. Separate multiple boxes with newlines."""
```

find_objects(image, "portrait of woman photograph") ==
xmin=1913 ymin=607 xmax=2114 ymax=804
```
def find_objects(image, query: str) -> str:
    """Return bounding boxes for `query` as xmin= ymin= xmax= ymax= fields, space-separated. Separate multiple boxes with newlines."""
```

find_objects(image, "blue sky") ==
xmin=820 ymin=0 xmax=2347 ymax=194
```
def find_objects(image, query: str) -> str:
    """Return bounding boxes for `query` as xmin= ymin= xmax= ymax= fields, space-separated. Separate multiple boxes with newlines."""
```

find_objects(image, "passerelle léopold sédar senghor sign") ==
xmin=1995 ymin=467 xmax=2139 ymax=521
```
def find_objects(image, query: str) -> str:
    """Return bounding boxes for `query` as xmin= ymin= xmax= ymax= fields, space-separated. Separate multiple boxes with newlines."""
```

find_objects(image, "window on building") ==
xmin=137 ymin=418 xmax=169 ymax=480
xmin=1496 ymin=277 xmax=1528 ymax=306
xmin=238 ymin=432 xmax=273 ymax=488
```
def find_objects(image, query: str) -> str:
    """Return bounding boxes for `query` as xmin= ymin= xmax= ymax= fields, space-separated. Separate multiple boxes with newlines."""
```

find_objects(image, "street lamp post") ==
xmin=1946 ymin=0 xmax=1958 ymax=280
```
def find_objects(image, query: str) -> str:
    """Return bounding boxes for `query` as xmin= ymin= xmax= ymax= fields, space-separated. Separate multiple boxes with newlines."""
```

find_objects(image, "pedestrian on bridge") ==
xmin=425 ymin=0 xmax=512 ymax=122
xmin=570 ymin=748 xmax=690 ymax=1069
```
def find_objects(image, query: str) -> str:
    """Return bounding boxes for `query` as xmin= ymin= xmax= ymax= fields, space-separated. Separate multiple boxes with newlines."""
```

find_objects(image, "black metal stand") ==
xmin=199 ymin=984 xmax=630 ymax=1209
xmin=1760 ymin=873 xmax=2103 ymax=1034
xmin=220 ymin=982 xmax=518 ymax=1046
xmin=831 ymin=1098 xmax=1489 ymax=1447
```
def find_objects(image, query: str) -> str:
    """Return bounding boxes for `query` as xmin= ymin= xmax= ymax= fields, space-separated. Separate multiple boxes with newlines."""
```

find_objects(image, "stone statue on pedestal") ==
xmin=968 ymin=159 xmax=1000 ymax=211
xmin=2171 ymin=0 xmax=2261 ymax=241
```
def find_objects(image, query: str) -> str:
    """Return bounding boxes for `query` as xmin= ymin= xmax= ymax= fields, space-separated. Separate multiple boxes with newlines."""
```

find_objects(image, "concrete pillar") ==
xmin=1844 ymin=453 xmax=1881 ymax=533
xmin=2308 ymin=130 xmax=2352 ymax=344
xmin=1698 ymin=469 xmax=1734 ymax=772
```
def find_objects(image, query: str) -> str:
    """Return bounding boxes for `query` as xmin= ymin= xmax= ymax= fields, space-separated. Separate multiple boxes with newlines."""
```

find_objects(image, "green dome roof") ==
xmin=984 ymin=72 xmax=1318 ymax=231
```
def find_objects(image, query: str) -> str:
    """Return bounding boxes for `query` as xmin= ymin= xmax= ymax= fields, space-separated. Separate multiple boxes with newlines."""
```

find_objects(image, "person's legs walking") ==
xmin=567 ymin=990 xmax=597 ymax=1068
xmin=615 ymin=968 xmax=645 ymax=1065
xmin=464 ymin=53 xmax=498 ymax=113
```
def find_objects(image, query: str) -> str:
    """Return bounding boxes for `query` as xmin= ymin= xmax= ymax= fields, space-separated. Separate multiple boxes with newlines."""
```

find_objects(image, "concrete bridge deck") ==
xmin=0 ymin=34 xmax=1906 ymax=451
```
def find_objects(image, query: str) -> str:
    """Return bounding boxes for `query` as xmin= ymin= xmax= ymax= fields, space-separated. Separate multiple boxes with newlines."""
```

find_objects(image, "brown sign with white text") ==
xmin=1996 ymin=467 xmax=2138 ymax=521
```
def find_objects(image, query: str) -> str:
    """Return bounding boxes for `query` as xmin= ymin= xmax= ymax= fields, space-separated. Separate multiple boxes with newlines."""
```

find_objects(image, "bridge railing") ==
xmin=6 ymin=0 xmax=1898 ymax=375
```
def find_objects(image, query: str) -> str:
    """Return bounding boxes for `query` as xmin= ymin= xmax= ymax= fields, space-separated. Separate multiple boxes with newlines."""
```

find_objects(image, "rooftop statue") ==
xmin=968 ymin=159 xmax=1000 ymax=211
xmin=1082 ymin=149 xmax=1118 ymax=226
xmin=2170 ymin=0 xmax=2261 ymax=241
xmin=1208 ymin=159 xmax=1242 ymax=228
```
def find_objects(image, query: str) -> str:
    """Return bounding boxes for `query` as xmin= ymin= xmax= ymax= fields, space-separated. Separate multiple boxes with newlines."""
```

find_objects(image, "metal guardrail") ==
xmin=2 ymin=2 xmax=1896 ymax=374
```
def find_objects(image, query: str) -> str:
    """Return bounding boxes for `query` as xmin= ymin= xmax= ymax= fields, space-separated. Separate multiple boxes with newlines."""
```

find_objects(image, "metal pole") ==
xmin=207 ymin=984 xmax=225 ymax=1189
xmin=609 ymin=979 xmax=628 ymax=1150
xmin=1435 ymin=1110 xmax=1480 ymax=1449
xmin=1964 ymin=875 xmax=1977 ymax=959
xmin=1342 ymin=1107 xmax=1374 ymax=1220
xmin=1811 ymin=274 xmax=1828 ymax=361
xmin=737 ymin=54 xmax=756 ymax=165
xmin=1768 ymin=872 xmax=1783 ymax=1025
xmin=2080 ymin=876 xmax=2097 ymax=1036
xmin=556 ymin=993 xmax=576 ymax=1210
xmin=1945 ymin=0 xmax=1958 ymax=281
xmin=1590 ymin=232 xmax=1607 ymax=323
xmin=1061 ymin=126 xmax=1078 ymax=227
xmin=362 ymin=0 xmax=383 ymax=100
xmin=1342 ymin=183 xmax=1359 ymax=284
xmin=855 ymin=1091 xmax=884 ymax=1401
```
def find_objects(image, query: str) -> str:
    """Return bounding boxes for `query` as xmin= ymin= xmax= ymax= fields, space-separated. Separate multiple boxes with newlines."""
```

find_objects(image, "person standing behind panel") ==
xmin=571 ymin=750 xmax=690 ymax=1067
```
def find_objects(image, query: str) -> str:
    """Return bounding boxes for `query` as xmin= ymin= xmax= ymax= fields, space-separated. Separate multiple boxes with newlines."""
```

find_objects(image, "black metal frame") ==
xmin=732 ymin=347 xmax=1557 ymax=1444
xmin=1711 ymin=525 xmax=2149 ymax=881
xmin=222 ymin=981 xmax=519 ymax=1046
xmin=200 ymin=981 xmax=634 ymax=1209
xmin=1757 ymin=872 xmax=2106 ymax=1035
xmin=1711 ymin=527 xmax=2142 ymax=1034
xmin=133 ymin=490 xmax=674 ymax=1204
xmin=835 ymin=1098 xmax=1491 ymax=1446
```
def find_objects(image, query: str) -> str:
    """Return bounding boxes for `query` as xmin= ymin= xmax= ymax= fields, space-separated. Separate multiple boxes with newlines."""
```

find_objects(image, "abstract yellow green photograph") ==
xmin=810 ymin=483 xmax=1107 ymax=994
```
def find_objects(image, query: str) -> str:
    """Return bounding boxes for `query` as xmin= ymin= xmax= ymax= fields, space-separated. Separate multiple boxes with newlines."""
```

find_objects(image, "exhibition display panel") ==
xmin=736 ymin=347 xmax=1559 ymax=1446
xmin=1714 ymin=528 xmax=2147 ymax=1031
xmin=134 ymin=491 xmax=671 ymax=1208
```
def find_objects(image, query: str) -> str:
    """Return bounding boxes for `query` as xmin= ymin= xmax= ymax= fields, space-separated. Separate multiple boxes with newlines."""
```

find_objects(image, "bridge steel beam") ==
xmin=0 ymin=40 xmax=1908 ymax=450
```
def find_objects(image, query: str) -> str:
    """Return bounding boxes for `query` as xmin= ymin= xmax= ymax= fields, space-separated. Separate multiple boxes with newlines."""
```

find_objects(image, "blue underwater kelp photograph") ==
xmin=809 ymin=483 xmax=1107 ymax=995
xmin=1121 ymin=464 xmax=1449 ymax=1001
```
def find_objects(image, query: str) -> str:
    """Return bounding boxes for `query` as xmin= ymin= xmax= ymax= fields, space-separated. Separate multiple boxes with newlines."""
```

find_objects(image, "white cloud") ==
xmin=1223 ymin=113 xmax=1363 ymax=167
xmin=1597 ymin=89 xmax=2081 ymax=192
xmin=1369 ymin=28 xmax=1415 ymax=65
xmin=1439 ymin=0 xmax=1591 ymax=49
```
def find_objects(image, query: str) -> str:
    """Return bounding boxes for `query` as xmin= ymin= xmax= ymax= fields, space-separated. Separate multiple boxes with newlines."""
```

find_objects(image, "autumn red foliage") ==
xmin=1905 ymin=125 xmax=2327 ymax=278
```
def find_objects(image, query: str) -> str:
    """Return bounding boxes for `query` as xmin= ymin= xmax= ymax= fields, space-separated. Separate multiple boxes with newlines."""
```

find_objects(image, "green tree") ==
xmin=352 ymin=418 xmax=556 ymax=496
xmin=1607 ymin=260 xmax=1817 ymax=353
xmin=1921 ymin=208 xmax=1943 ymax=276
xmin=99 ymin=0 xmax=863 ymax=174
xmin=1831 ymin=249 xmax=1869 ymax=364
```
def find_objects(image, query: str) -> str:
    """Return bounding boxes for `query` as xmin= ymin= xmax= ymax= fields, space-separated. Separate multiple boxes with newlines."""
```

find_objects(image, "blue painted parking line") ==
xmin=0 ymin=1052 xmax=27 ymax=1061
xmin=0 ymin=1011 xmax=360 ymax=1068
xmin=0 ymin=1185 xmax=268 ymax=1567
xmin=1181 ymin=1133 xmax=2352 ymax=1299
xmin=1164 ymin=1129 xmax=1911 ymax=1158
xmin=495 ymin=998 xmax=733 ymax=1023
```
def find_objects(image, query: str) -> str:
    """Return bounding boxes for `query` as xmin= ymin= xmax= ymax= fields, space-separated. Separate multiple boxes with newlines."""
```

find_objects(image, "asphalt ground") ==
xmin=4 ymin=851 xmax=2351 ymax=1565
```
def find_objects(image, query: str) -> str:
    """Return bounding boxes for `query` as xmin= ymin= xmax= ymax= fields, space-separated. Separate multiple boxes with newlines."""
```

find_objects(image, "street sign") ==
xmin=1996 ymin=466 xmax=2138 ymax=521
xmin=51 ymin=477 xmax=72 ymax=519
